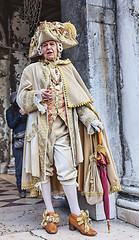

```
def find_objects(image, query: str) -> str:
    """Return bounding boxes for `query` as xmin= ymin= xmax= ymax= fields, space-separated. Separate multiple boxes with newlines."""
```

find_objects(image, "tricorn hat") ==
xmin=28 ymin=21 xmax=78 ymax=58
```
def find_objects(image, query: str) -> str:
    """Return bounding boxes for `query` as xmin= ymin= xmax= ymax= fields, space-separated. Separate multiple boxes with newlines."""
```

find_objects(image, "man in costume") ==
xmin=17 ymin=21 xmax=121 ymax=236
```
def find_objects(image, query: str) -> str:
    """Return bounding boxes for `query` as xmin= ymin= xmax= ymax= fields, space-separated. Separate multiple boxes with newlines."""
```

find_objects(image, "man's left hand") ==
xmin=91 ymin=119 xmax=103 ymax=132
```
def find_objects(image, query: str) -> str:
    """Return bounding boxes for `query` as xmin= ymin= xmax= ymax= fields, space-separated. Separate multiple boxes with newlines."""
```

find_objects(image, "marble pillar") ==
xmin=61 ymin=0 xmax=122 ymax=220
xmin=116 ymin=0 xmax=139 ymax=227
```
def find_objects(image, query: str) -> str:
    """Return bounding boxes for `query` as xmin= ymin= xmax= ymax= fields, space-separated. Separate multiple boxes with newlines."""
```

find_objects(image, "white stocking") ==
xmin=63 ymin=184 xmax=81 ymax=216
xmin=41 ymin=181 xmax=54 ymax=212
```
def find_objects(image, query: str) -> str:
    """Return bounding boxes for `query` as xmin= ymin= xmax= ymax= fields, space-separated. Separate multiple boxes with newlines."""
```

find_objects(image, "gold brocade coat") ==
xmin=17 ymin=59 xmax=121 ymax=202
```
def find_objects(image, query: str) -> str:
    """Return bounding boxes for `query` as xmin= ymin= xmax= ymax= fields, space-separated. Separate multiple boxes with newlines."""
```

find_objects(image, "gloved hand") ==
xmin=91 ymin=119 xmax=103 ymax=132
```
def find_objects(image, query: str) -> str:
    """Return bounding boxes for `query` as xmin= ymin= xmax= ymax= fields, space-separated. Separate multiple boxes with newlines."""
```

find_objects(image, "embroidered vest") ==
xmin=46 ymin=85 xmax=67 ymax=134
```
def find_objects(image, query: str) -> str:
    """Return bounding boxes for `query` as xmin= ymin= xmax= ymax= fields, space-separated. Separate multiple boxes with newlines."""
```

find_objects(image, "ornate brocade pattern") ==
xmin=47 ymin=86 xmax=67 ymax=135
xmin=38 ymin=113 xmax=48 ymax=181
xmin=39 ymin=62 xmax=68 ymax=135
xmin=26 ymin=123 xmax=38 ymax=141
xmin=111 ymin=181 xmax=122 ymax=192
xmin=65 ymin=108 xmax=76 ymax=162
xmin=39 ymin=64 xmax=50 ymax=89
xmin=23 ymin=90 xmax=38 ymax=113
xmin=86 ymin=103 xmax=101 ymax=121
xmin=77 ymin=105 xmax=97 ymax=129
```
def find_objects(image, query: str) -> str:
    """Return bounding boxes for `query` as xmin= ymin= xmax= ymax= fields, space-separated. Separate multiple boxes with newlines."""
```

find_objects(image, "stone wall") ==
xmin=9 ymin=9 xmax=30 ymax=91
xmin=0 ymin=3 xmax=30 ymax=173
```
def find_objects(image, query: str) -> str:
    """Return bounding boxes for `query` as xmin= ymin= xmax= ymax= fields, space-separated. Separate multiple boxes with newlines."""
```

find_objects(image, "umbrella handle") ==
xmin=98 ymin=129 xmax=102 ymax=145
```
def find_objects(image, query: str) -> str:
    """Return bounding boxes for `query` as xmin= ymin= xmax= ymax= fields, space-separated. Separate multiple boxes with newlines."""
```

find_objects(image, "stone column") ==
xmin=86 ymin=0 xmax=122 ymax=175
xmin=116 ymin=0 xmax=139 ymax=227
xmin=0 ymin=19 xmax=10 ymax=173
xmin=61 ymin=0 xmax=123 ymax=220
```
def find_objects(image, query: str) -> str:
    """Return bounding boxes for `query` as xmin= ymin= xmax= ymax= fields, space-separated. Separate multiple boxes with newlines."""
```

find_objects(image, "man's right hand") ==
xmin=41 ymin=89 xmax=53 ymax=102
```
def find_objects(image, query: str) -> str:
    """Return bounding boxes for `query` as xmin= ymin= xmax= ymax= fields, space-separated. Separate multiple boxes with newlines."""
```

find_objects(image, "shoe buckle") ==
xmin=48 ymin=216 xmax=53 ymax=222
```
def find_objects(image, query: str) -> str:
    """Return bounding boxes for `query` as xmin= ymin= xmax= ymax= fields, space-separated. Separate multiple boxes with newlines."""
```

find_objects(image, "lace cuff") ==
xmin=35 ymin=91 xmax=43 ymax=103
xmin=35 ymin=90 xmax=47 ymax=114
xmin=88 ymin=119 xmax=103 ymax=134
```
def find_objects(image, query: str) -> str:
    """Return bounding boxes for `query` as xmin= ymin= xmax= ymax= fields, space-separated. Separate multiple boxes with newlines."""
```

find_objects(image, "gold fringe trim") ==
xmin=81 ymin=181 xmax=121 ymax=197
xmin=52 ymin=193 xmax=65 ymax=197
xmin=22 ymin=182 xmax=38 ymax=190
xmin=82 ymin=191 xmax=103 ymax=196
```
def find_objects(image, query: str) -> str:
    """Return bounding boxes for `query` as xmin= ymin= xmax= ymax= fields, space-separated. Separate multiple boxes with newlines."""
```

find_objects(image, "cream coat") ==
xmin=17 ymin=59 xmax=121 ymax=201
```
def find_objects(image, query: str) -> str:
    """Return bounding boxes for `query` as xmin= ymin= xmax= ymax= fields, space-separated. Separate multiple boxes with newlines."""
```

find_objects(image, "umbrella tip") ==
xmin=107 ymin=219 xmax=110 ymax=233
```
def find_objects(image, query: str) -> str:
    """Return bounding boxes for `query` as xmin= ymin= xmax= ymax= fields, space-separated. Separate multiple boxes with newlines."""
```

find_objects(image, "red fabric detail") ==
xmin=97 ymin=153 xmax=110 ymax=220
xmin=46 ymin=88 xmax=67 ymax=122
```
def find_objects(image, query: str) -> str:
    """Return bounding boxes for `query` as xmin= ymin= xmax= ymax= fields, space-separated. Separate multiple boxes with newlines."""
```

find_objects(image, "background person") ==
xmin=6 ymin=92 xmax=27 ymax=198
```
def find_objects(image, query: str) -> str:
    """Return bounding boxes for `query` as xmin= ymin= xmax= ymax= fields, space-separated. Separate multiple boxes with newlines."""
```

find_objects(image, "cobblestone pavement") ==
xmin=0 ymin=174 xmax=139 ymax=240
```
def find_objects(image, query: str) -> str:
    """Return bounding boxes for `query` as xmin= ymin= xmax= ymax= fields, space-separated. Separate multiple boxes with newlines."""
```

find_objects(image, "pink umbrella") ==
xmin=95 ymin=131 xmax=110 ymax=233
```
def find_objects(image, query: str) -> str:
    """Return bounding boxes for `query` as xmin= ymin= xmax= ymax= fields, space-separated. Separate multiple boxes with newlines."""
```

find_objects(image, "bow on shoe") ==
xmin=41 ymin=210 xmax=60 ymax=227
xmin=77 ymin=210 xmax=93 ymax=233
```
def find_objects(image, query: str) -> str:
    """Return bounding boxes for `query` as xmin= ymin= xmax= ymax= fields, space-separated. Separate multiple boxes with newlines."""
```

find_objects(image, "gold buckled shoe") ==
xmin=41 ymin=210 xmax=59 ymax=234
xmin=69 ymin=210 xmax=97 ymax=236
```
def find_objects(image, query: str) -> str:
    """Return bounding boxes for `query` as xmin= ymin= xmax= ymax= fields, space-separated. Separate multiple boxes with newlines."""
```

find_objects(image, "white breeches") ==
xmin=45 ymin=116 xmax=77 ymax=185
